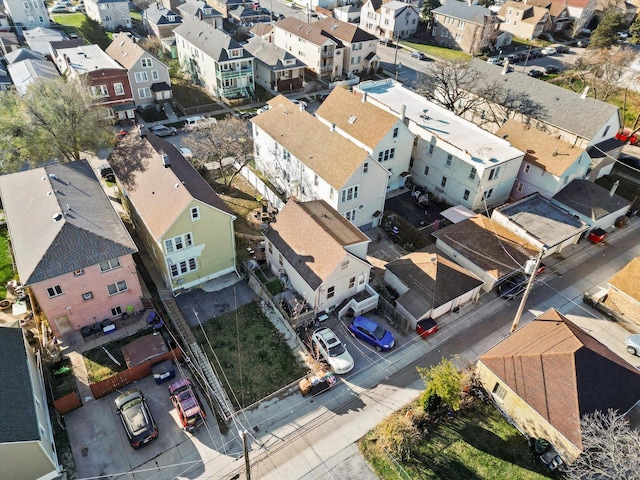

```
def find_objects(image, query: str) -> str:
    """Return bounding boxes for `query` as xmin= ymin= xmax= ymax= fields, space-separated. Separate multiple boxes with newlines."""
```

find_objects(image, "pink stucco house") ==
xmin=0 ymin=160 xmax=144 ymax=338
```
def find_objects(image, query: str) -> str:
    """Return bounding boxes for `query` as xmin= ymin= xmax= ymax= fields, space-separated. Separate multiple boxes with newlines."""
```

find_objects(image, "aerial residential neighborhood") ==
xmin=0 ymin=0 xmax=639 ymax=478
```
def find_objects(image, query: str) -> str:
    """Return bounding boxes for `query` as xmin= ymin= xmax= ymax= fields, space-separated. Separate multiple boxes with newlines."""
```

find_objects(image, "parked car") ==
xmin=497 ymin=273 xmax=528 ymax=300
xmin=416 ymin=318 xmax=438 ymax=339
xmin=178 ymin=147 xmax=193 ymax=160
xmin=99 ymin=164 xmax=115 ymax=182
xmin=540 ymin=47 xmax=557 ymax=56
xmin=410 ymin=51 xmax=428 ymax=60
xmin=626 ymin=334 xmax=640 ymax=356
xmin=528 ymin=69 xmax=544 ymax=78
xmin=114 ymin=389 xmax=158 ymax=448
xmin=291 ymin=98 xmax=307 ymax=110
xmin=150 ymin=125 xmax=177 ymax=137
xmin=576 ymin=39 xmax=590 ymax=48
xmin=529 ymin=48 xmax=543 ymax=58
xmin=588 ymin=227 xmax=607 ymax=243
xmin=487 ymin=57 xmax=504 ymax=65
xmin=347 ymin=316 xmax=395 ymax=351
xmin=505 ymin=53 xmax=520 ymax=63
xmin=311 ymin=327 xmax=354 ymax=374
xmin=618 ymin=155 xmax=640 ymax=169
xmin=554 ymin=44 xmax=570 ymax=53
xmin=169 ymin=378 xmax=207 ymax=432
xmin=48 ymin=4 xmax=68 ymax=12
xmin=542 ymin=65 xmax=559 ymax=74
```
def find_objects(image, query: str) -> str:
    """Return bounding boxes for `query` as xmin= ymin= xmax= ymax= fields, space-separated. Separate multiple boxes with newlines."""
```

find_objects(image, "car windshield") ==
xmin=328 ymin=342 xmax=345 ymax=356
xmin=372 ymin=326 xmax=386 ymax=340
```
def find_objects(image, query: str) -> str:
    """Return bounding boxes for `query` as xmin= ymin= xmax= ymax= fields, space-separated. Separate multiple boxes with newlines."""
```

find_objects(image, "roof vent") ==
xmin=41 ymin=176 xmax=46 ymax=181
xmin=162 ymin=153 xmax=170 ymax=168
xmin=52 ymin=213 xmax=63 ymax=222
xmin=348 ymin=115 xmax=357 ymax=124
xmin=49 ymin=173 xmax=57 ymax=179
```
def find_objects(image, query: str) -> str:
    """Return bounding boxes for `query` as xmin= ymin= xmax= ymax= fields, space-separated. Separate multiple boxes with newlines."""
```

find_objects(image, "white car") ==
xmin=540 ymin=47 xmax=557 ymax=56
xmin=626 ymin=334 xmax=640 ymax=356
xmin=48 ymin=4 xmax=68 ymax=12
xmin=178 ymin=147 xmax=193 ymax=160
xmin=311 ymin=327 xmax=354 ymax=375
xmin=291 ymin=99 xmax=307 ymax=110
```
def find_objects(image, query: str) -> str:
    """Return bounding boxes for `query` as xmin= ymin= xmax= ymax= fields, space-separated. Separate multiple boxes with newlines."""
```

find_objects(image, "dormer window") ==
xmin=167 ymin=15 xmax=175 ymax=21
xmin=229 ymin=48 xmax=242 ymax=58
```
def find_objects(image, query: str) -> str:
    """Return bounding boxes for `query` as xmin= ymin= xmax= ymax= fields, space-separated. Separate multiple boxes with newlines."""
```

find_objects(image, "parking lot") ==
xmin=65 ymin=370 xmax=224 ymax=479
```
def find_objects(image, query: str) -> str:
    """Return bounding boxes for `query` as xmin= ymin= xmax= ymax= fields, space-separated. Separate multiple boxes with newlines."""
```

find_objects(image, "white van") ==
xmin=184 ymin=116 xmax=216 ymax=129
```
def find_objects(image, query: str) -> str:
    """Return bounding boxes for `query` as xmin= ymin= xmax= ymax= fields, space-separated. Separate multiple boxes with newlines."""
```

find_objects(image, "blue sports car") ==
xmin=347 ymin=316 xmax=395 ymax=351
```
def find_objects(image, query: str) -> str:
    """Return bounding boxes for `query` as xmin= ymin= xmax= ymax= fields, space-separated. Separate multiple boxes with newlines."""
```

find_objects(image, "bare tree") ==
xmin=564 ymin=409 xmax=640 ymax=480
xmin=475 ymin=81 xmax=547 ymax=129
xmin=182 ymin=115 xmax=254 ymax=189
xmin=569 ymin=47 xmax=634 ymax=101
xmin=412 ymin=60 xmax=486 ymax=116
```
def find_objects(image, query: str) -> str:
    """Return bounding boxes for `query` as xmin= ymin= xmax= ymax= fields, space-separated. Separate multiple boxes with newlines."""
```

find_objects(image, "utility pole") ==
xmin=242 ymin=430 xmax=251 ymax=480
xmin=393 ymin=34 xmax=400 ymax=72
xmin=510 ymin=248 xmax=545 ymax=334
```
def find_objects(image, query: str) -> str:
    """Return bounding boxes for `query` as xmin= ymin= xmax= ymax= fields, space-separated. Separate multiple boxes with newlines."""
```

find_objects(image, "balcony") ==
xmin=321 ymin=50 xmax=333 ymax=58
xmin=216 ymin=67 xmax=253 ymax=80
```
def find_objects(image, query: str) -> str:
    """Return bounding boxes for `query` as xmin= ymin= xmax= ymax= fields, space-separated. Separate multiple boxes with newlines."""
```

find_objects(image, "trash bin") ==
xmin=151 ymin=360 xmax=176 ymax=385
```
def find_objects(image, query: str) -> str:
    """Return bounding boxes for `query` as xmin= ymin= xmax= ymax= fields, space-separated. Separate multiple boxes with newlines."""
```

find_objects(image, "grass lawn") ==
xmin=51 ymin=12 xmax=85 ymax=30
xmin=360 ymin=402 xmax=555 ymax=480
xmin=84 ymin=329 xmax=154 ymax=383
xmin=401 ymin=42 xmax=471 ymax=62
xmin=0 ymin=226 xmax=15 ymax=298
xmin=193 ymin=301 xmax=308 ymax=409
xmin=172 ymin=79 xmax=222 ymax=110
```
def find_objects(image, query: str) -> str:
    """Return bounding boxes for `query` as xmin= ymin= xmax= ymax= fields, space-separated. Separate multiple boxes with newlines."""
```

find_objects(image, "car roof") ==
xmin=353 ymin=316 xmax=378 ymax=332
xmin=169 ymin=378 xmax=192 ymax=394
xmin=314 ymin=327 xmax=339 ymax=344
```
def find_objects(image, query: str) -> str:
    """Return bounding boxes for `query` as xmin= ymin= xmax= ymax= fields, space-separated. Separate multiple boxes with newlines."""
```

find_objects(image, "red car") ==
xmin=588 ymin=228 xmax=607 ymax=243
xmin=169 ymin=379 xmax=207 ymax=432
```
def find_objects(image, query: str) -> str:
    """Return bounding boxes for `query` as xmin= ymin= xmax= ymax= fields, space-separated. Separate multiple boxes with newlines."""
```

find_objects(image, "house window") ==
xmin=82 ymin=291 xmax=94 ymax=301
xmin=279 ymin=254 xmax=283 ymax=266
xmin=344 ymin=209 xmax=357 ymax=222
xmin=111 ymin=306 xmax=123 ymax=317
xmin=138 ymin=88 xmax=152 ymax=99
xmin=268 ymin=242 xmax=273 ymax=254
xmin=134 ymin=71 xmax=148 ymax=83
xmin=107 ymin=280 xmax=128 ymax=296
xmin=327 ymin=286 xmax=335 ymax=298
xmin=446 ymin=154 xmax=452 ymax=166
xmin=469 ymin=167 xmax=476 ymax=180
xmin=603 ymin=126 xmax=610 ymax=137
xmin=463 ymin=189 xmax=470 ymax=201
xmin=90 ymin=85 xmax=109 ymax=97
xmin=349 ymin=276 xmax=355 ymax=288
xmin=524 ymin=164 xmax=531 ymax=174
xmin=488 ymin=166 xmax=501 ymax=180
xmin=99 ymin=258 xmax=121 ymax=272
xmin=151 ymin=70 xmax=159 ymax=81
xmin=114 ymin=83 xmax=124 ymax=95
xmin=47 ymin=285 xmax=63 ymax=298
xmin=424 ymin=165 xmax=429 ymax=176
xmin=341 ymin=185 xmax=359 ymax=203
xmin=483 ymin=188 xmax=493 ymax=200
xmin=141 ymin=58 xmax=153 ymax=68
xmin=314 ymin=175 xmax=319 ymax=186
xmin=330 ymin=188 xmax=335 ymax=200
xmin=428 ymin=144 xmax=435 ymax=155
xmin=393 ymin=127 xmax=399 ymax=138
xmin=492 ymin=382 xmax=507 ymax=400
xmin=341 ymin=260 xmax=349 ymax=270
xmin=165 ymin=233 xmax=193 ymax=253
xmin=74 ymin=269 xmax=84 ymax=276
xmin=441 ymin=176 xmax=447 ymax=188
xmin=170 ymin=258 xmax=198 ymax=277
xmin=363 ymin=162 xmax=369 ymax=174
xmin=191 ymin=207 xmax=200 ymax=220
xmin=516 ymin=182 xmax=524 ymax=193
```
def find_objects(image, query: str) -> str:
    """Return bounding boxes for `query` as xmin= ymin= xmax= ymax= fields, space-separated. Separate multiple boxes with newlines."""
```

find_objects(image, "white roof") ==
xmin=356 ymin=80 xmax=524 ymax=170
xmin=441 ymin=205 xmax=477 ymax=223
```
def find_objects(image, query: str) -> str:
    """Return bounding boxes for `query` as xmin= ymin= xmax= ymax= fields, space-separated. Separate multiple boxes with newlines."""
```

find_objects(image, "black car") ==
xmin=528 ymin=69 xmax=544 ymax=78
xmin=505 ymin=53 xmax=520 ymax=64
xmin=99 ymin=164 xmax=115 ymax=182
xmin=497 ymin=273 xmax=529 ymax=300
xmin=114 ymin=389 xmax=158 ymax=448
xmin=555 ymin=44 xmax=570 ymax=53
xmin=618 ymin=155 xmax=640 ymax=169
xmin=529 ymin=48 xmax=543 ymax=58
xmin=543 ymin=65 xmax=559 ymax=74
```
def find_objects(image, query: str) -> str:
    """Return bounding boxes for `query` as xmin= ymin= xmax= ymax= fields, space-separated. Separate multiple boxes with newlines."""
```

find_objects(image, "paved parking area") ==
xmin=65 ymin=371 xmax=227 ymax=479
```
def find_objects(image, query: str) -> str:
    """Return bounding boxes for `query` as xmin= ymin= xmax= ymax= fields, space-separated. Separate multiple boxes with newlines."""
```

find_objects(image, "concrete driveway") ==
xmin=384 ymin=191 xmax=445 ymax=228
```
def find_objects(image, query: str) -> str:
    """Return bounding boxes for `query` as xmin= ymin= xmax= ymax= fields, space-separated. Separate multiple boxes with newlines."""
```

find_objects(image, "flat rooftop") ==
xmin=356 ymin=79 xmax=524 ymax=168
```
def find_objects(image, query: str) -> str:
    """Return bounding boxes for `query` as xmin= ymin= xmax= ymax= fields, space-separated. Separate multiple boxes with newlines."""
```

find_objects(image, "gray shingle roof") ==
xmin=173 ymin=17 xmax=249 ymax=62
xmin=0 ymin=327 xmax=39 ymax=443
xmin=244 ymin=37 xmax=305 ymax=71
xmin=433 ymin=2 xmax=495 ymax=23
xmin=0 ymin=160 xmax=138 ymax=285
xmin=469 ymin=59 xmax=620 ymax=142
xmin=552 ymin=179 xmax=630 ymax=221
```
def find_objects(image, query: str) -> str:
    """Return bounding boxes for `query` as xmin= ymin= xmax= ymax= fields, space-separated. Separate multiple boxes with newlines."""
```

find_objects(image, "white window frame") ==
xmin=141 ymin=58 xmax=153 ymax=68
xmin=191 ymin=207 xmax=200 ymax=221
xmin=164 ymin=233 xmax=193 ymax=253
xmin=151 ymin=70 xmax=159 ymax=81
xmin=340 ymin=185 xmax=359 ymax=203
xmin=114 ymin=82 xmax=124 ymax=95
xmin=138 ymin=87 xmax=152 ymax=99
xmin=47 ymin=285 xmax=63 ymax=298
xmin=134 ymin=71 xmax=148 ymax=83
xmin=99 ymin=258 xmax=121 ymax=272
xmin=170 ymin=257 xmax=198 ymax=277
xmin=107 ymin=280 xmax=128 ymax=296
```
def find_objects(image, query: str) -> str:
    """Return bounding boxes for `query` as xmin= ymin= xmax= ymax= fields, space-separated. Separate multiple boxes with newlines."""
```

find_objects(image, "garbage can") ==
xmin=151 ymin=360 xmax=176 ymax=385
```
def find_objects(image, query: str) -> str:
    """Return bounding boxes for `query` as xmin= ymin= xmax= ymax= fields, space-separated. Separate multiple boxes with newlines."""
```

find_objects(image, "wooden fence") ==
xmin=53 ymin=391 xmax=82 ymax=415
xmin=90 ymin=348 xmax=183 ymax=399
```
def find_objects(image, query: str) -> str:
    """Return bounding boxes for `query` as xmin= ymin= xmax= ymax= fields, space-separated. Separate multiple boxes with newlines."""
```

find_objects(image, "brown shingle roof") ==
xmin=432 ymin=214 xmax=538 ymax=279
xmin=496 ymin=120 xmax=584 ymax=177
xmin=274 ymin=17 xmax=337 ymax=46
xmin=316 ymin=88 xmax=400 ymax=150
xmin=108 ymin=131 xmax=234 ymax=239
xmin=106 ymin=32 xmax=146 ymax=70
xmin=479 ymin=309 xmax=640 ymax=449
xmin=312 ymin=16 xmax=377 ymax=43
xmin=251 ymin=95 xmax=372 ymax=189
xmin=263 ymin=199 xmax=370 ymax=290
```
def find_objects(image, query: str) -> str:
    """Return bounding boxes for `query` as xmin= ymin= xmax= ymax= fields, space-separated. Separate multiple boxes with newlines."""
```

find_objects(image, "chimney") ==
xmin=581 ymin=86 xmax=590 ymax=99
xmin=609 ymin=180 xmax=619 ymax=197
xmin=138 ymin=124 xmax=146 ymax=138
xmin=362 ymin=91 xmax=367 ymax=103
xmin=401 ymin=104 xmax=406 ymax=123
xmin=162 ymin=153 xmax=170 ymax=168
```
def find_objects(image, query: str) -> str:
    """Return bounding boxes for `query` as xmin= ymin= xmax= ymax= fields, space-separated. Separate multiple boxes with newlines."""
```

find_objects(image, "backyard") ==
xmin=193 ymin=301 xmax=308 ymax=409
xmin=360 ymin=401 xmax=556 ymax=480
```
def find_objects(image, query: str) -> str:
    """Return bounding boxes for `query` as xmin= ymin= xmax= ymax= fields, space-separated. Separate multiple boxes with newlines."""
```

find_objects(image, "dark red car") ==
xmin=588 ymin=228 xmax=607 ymax=244
xmin=169 ymin=378 xmax=207 ymax=432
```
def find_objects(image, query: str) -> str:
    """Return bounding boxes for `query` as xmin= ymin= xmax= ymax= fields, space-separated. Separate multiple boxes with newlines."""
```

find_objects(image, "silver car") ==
xmin=625 ymin=334 xmax=640 ymax=356
xmin=311 ymin=327 xmax=354 ymax=374
xmin=150 ymin=125 xmax=177 ymax=137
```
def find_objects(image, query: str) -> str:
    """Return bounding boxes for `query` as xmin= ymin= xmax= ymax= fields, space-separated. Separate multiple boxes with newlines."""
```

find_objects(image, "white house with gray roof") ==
xmin=177 ymin=0 xmax=223 ymax=29
xmin=174 ymin=17 xmax=254 ymax=101
xmin=356 ymin=79 xmax=525 ymax=212
xmin=468 ymin=59 xmax=623 ymax=179
xmin=85 ymin=0 xmax=132 ymax=32
xmin=0 ymin=160 xmax=144 ymax=338
xmin=243 ymin=36 xmax=305 ymax=93
xmin=491 ymin=193 xmax=587 ymax=256
xmin=2 ymin=0 xmax=50 ymax=31
xmin=360 ymin=0 xmax=420 ymax=41
xmin=0 ymin=327 xmax=60 ymax=480
xmin=23 ymin=27 xmax=66 ymax=57
xmin=143 ymin=3 xmax=183 ymax=38
xmin=251 ymin=95 xmax=390 ymax=230
xmin=7 ymin=56 xmax=59 ymax=95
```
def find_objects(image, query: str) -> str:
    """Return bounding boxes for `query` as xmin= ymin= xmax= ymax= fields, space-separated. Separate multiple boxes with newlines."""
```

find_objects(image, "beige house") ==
xmin=498 ymin=1 xmax=550 ymax=40
xmin=360 ymin=0 xmax=420 ymax=40
xmin=0 ymin=160 xmax=144 ymax=338
xmin=526 ymin=0 xmax=572 ymax=34
xmin=263 ymin=199 xmax=378 ymax=315
xmin=0 ymin=328 xmax=60 ymax=480
xmin=476 ymin=308 xmax=640 ymax=463
xmin=251 ymin=95 xmax=389 ymax=230
xmin=431 ymin=3 xmax=501 ymax=54
xmin=109 ymin=130 xmax=237 ymax=294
